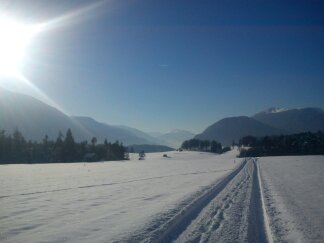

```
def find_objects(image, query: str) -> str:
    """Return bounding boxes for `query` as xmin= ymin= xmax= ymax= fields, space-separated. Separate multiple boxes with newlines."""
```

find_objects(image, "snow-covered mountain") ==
xmin=0 ymin=89 xmax=163 ymax=145
xmin=195 ymin=107 xmax=324 ymax=146
xmin=253 ymin=107 xmax=324 ymax=133
xmin=257 ymin=107 xmax=289 ymax=114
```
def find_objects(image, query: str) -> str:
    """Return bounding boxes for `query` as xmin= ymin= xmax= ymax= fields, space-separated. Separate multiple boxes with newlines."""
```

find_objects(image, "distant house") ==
xmin=83 ymin=153 xmax=98 ymax=162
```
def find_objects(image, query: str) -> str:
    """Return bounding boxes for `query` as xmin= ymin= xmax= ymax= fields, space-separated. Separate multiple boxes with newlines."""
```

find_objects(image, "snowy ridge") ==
xmin=263 ymin=107 xmax=288 ymax=114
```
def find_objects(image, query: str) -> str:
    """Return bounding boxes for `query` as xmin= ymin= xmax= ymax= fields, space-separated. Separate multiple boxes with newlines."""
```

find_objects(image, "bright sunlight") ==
xmin=0 ymin=17 xmax=42 ymax=78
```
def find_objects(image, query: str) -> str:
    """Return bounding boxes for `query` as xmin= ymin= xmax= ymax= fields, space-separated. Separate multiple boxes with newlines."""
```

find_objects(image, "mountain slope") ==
xmin=253 ymin=107 xmax=324 ymax=133
xmin=71 ymin=117 xmax=157 ymax=145
xmin=116 ymin=125 xmax=165 ymax=145
xmin=0 ymin=88 xmax=89 ymax=141
xmin=0 ymin=89 xmax=161 ymax=145
xmin=195 ymin=116 xmax=284 ymax=146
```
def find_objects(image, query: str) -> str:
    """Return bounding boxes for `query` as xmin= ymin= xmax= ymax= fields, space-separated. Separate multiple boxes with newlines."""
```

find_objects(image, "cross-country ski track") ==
xmin=124 ymin=158 xmax=272 ymax=243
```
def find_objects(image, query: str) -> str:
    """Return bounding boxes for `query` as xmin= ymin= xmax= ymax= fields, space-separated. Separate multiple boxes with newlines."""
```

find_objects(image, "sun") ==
xmin=0 ymin=17 xmax=42 ymax=78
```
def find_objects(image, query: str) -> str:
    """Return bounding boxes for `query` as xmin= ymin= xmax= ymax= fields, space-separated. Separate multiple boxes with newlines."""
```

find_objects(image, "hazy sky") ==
xmin=1 ymin=0 xmax=324 ymax=133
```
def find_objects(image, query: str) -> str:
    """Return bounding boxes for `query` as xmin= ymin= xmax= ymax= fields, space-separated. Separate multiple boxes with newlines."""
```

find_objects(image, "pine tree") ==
xmin=62 ymin=129 xmax=76 ymax=162
xmin=53 ymin=131 xmax=64 ymax=161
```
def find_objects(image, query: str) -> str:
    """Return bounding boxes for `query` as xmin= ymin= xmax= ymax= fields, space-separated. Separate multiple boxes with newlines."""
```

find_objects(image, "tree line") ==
xmin=181 ymin=138 xmax=230 ymax=154
xmin=238 ymin=131 xmax=324 ymax=157
xmin=0 ymin=128 xmax=128 ymax=164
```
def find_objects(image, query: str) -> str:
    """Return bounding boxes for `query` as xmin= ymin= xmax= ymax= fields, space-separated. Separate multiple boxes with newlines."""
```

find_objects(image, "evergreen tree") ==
xmin=62 ymin=129 xmax=76 ymax=162
xmin=91 ymin=137 xmax=97 ymax=147
xmin=0 ymin=128 xmax=128 ymax=163
xmin=53 ymin=131 xmax=64 ymax=161
xmin=12 ymin=129 xmax=25 ymax=162
xmin=0 ymin=130 xmax=6 ymax=161
xmin=181 ymin=138 xmax=222 ymax=153
xmin=239 ymin=132 xmax=324 ymax=157
xmin=211 ymin=140 xmax=222 ymax=153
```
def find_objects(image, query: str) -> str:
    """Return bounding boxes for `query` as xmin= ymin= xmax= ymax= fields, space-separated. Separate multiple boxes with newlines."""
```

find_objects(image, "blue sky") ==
xmin=1 ymin=0 xmax=324 ymax=133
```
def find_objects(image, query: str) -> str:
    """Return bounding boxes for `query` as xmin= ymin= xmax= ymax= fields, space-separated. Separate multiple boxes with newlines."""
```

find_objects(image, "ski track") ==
xmin=122 ymin=158 xmax=271 ymax=243
xmin=0 ymin=169 xmax=231 ymax=199
xmin=257 ymin=159 xmax=274 ymax=243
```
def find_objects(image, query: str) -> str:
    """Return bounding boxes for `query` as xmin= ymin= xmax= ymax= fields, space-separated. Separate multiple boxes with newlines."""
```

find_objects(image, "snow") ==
xmin=0 ymin=150 xmax=238 ymax=242
xmin=174 ymin=159 xmax=254 ymax=242
xmin=2 ymin=151 xmax=322 ymax=242
xmin=259 ymin=156 xmax=324 ymax=242
xmin=266 ymin=107 xmax=288 ymax=113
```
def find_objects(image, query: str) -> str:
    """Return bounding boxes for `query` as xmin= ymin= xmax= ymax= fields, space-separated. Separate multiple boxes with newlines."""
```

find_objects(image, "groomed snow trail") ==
xmin=127 ymin=158 xmax=270 ymax=243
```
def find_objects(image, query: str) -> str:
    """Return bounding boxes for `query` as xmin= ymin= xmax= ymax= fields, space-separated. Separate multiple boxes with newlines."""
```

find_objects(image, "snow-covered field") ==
xmin=1 ymin=151 xmax=323 ymax=243
xmin=259 ymin=156 xmax=324 ymax=242
xmin=0 ymin=150 xmax=239 ymax=242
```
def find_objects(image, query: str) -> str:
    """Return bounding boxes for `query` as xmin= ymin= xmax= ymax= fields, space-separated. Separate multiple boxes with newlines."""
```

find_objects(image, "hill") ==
xmin=195 ymin=116 xmax=284 ymax=146
xmin=0 ymin=89 xmax=162 ymax=145
xmin=71 ymin=116 xmax=159 ymax=145
xmin=0 ymin=88 xmax=89 ymax=141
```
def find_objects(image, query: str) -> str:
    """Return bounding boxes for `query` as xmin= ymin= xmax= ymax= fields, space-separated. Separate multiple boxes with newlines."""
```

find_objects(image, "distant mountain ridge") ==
xmin=253 ymin=107 xmax=324 ymax=134
xmin=195 ymin=107 xmax=324 ymax=146
xmin=1 ymin=89 xmax=323 ymax=147
xmin=257 ymin=107 xmax=289 ymax=114
xmin=0 ymin=88 xmax=89 ymax=142
xmin=0 ymin=89 xmax=164 ymax=146
xmin=70 ymin=116 xmax=160 ymax=145
xmin=195 ymin=116 xmax=285 ymax=146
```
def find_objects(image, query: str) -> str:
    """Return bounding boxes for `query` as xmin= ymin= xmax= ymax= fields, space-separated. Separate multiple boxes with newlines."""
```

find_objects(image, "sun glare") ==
xmin=0 ymin=17 xmax=42 ymax=78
